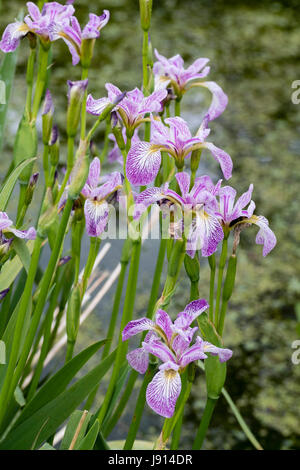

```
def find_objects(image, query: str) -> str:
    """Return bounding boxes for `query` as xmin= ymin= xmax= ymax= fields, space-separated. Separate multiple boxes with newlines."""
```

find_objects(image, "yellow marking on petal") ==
xmin=17 ymin=24 xmax=30 ymax=33
xmin=164 ymin=369 xmax=177 ymax=379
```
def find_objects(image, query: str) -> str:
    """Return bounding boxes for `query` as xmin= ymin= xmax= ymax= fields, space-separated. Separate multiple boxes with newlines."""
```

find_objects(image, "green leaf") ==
xmin=39 ymin=443 xmax=56 ymax=450
xmin=0 ymin=157 xmax=36 ymax=211
xmin=60 ymin=410 xmax=91 ymax=450
xmin=14 ymin=386 xmax=26 ymax=407
xmin=0 ymin=341 xmax=5 ymax=365
xmin=0 ymin=46 xmax=19 ymax=151
xmin=0 ymin=348 xmax=116 ymax=449
xmin=13 ymin=238 xmax=31 ymax=273
xmin=0 ymin=240 xmax=34 ymax=290
xmin=77 ymin=420 xmax=100 ymax=450
xmin=16 ymin=341 xmax=111 ymax=426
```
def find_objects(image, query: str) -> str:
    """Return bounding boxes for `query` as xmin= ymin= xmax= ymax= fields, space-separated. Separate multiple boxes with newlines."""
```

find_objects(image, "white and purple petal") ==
xmin=126 ymin=142 xmax=162 ymax=185
xmin=122 ymin=317 xmax=155 ymax=341
xmin=146 ymin=363 xmax=181 ymax=418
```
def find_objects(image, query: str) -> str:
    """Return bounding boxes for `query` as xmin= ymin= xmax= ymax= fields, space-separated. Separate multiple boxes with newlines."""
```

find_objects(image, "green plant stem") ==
xmin=0 ymin=235 xmax=43 ymax=427
xmin=192 ymin=397 xmax=217 ymax=450
xmin=5 ymin=198 xmax=74 ymax=411
xmin=123 ymin=364 xmax=156 ymax=450
xmin=99 ymin=117 xmax=111 ymax=162
xmin=42 ymin=144 xmax=49 ymax=187
xmin=170 ymin=373 xmax=188 ymax=450
xmin=56 ymin=136 xmax=74 ymax=204
xmin=214 ymin=237 xmax=228 ymax=327
xmin=155 ymin=380 xmax=193 ymax=450
xmin=97 ymin=240 xmax=141 ymax=426
xmin=32 ymin=44 xmax=49 ymax=121
xmin=175 ymin=98 xmax=181 ymax=117
xmin=208 ymin=254 xmax=216 ymax=322
xmin=80 ymin=67 xmax=89 ymax=140
xmin=25 ymin=47 xmax=36 ymax=117
xmin=81 ymin=237 xmax=101 ymax=294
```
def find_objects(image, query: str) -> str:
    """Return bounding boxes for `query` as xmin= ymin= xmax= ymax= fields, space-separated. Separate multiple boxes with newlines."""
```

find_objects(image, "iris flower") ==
xmin=134 ymin=172 xmax=224 ymax=258
xmin=153 ymin=49 xmax=228 ymax=121
xmin=81 ymin=157 xmax=123 ymax=237
xmin=87 ymin=84 xmax=167 ymax=134
xmin=0 ymin=212 xmax=36 ymax=240
xmin=0 ymin=2 xmax=75 ymax=52
xmin=122 ymin=300 xmax=232 ymax=418
xmin=126 ymin=116 xmax=232 ymax=186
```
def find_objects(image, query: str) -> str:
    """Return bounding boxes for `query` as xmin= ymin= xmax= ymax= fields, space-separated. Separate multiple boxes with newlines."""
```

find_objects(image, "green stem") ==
xmin=208 ymin=254 xmax=216 ymax=322
xmin=42 ymin=144 xmax=49 ymax=187
xmin=146 ymin=237 xmax=167 ymax=317
xmin=170 ymin=373 xmax=188 ymax=450
xmin=214 ymin=237 xmax=228 ymax=327
xmin=81 ymin=237 xmax=101 ymax=294
xmin=97 ymin=240 xmax=141 ymax=426
xmin=175 ymin=98 xmax=181 ymax=117
xmin=192 ymin=397 xmax=217 ymax=450
xmin=5 ymin=198 xmax=74 ymax=411
xmin=80 ymin=67 xmax=89 ymax=140
xmin=0 ymin=235 xmax=43 ymax=427
xmin=25 ymin=47 xmax=36 ymax=117
xmin=99 ymin=117 xmax=111 ymax=162
xmin=123 ymin=364 xmax=156 ymax=450
xmin=32 ymin=44 xmax=49 ymax=121
xmin=55 ymin=136 xmax=74 ymax=204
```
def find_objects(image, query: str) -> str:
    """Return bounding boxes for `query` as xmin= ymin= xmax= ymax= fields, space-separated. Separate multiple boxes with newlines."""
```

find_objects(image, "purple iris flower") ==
xmin=49 ymin=10 xmax=109 ymax=65
xmin=134 ymin=172 xmax=224 ymax=258
xmin=0 ymin=2 xmax=75 ymax=52
xmin=217 ymin=184 xmax=277 ymax=256
xmin=81 ymin=157 xmax=123 ymax=237
xmin=126 ymin=116 xmax=232 ymax=186
xmin=122 ymin=299 xmax=232 ymax=418
xmin=0 ymin=212 xmax=36 ymax=240
xmin=87 ymin=84 xmax=167 ymax=133
xmin=153 ymin=49 xmax=228 ymax=121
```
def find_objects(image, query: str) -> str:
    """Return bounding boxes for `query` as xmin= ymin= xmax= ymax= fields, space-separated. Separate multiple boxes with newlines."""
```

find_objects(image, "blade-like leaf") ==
xmin=77 ymin=420 xmax=100 ymax=450
xmin=0 ymin=45 xmax=19 ymax=151
xmin=0 ymin=348 xmax=116 ymax=449
xmin=16 ymin=341 xmax=111 ymax=426
xmin=60 ymin=410 xmax=91 ymax=450
xmin=0 ymin=157 xmax=36 ymax=211
xmin=0 ymin=240 xmax=34 ymax=291
xmin=13 ymin=238 xmax=31 ymax=273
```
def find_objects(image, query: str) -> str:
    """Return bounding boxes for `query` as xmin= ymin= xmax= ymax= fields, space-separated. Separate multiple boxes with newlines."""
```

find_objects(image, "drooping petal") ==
xmin=179 ymin=337 xmax=208 ymax=367
xmin=126 ymin=347 xmax=149 ymax=374
xmin=122 ymin=317 xmax=155 ymax=341
xmin=84 ymin=199 xmax=109 ymax=237
xmin=126 ymin=142 xmax=162 ymax=185
xmin=146 ymin=363 xmax=181 ymax=418
xmin=186 ymin=211 xmax=224 ymax=258
xmin=0 ymin=212 xmax=13 ymax=231
xmin=251 ymin=215 xmax=277 ymax=256
xmin=0 ymin=21 xmax=29 ymax=52
xmin=203 ymin=341 xmax=233 ymax=363
xmin=199 ymin=81 xmax=228 ymax=121
xmin=86 ymin=94 xmax=111 ymax=116
xmin=202 ymin=142 xmax=233 ymax=180
xmin=142 ymin=338 xmax=176 ymax=364
xmin=8 ymin=227 xmax=36 ymax=240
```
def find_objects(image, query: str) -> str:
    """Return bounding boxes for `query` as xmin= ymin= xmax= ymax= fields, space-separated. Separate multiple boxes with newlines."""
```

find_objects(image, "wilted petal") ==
xmin=202 ymin=142 xmax=232 ymax=180
xmin=122 ymin=317 xmax=155 ymax=341
xmin=126 ymin=142 xmax=162 ymax=185
xmin=0 ymin=212 xmax=13 ymax=231
xmin=146 ymin=363 xmax=181 ymax=418
xmin=9 ymin=227 xmax=36 ymax=240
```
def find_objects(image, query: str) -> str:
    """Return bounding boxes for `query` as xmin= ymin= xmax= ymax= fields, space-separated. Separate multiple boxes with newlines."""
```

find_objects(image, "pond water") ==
xmin=1 ymin=0 xmax=300 ymax=449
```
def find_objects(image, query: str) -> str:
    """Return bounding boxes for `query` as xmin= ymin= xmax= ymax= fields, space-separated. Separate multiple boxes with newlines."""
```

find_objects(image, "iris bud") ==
xmin=184 ymin=252 xmax=200 ymax=283
xmin=67 ymin=79 xmax=89 ymax=137
xmin=13 ymin=113 xmax=38 ymax=184
xmin=49 ymin=126 xmax=60 ymax=167
xmin=42 ymin=90 xmax=54 ymax=145
xmin=66 ymin=284 xmax=81 ymax=343
xmin=68 ymin=140 xmax=89 ymax=200
xmin=139 ymin=0 xmax=153 ymax=31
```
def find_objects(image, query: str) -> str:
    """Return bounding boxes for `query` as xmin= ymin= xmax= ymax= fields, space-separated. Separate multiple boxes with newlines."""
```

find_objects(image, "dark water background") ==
xmin=1 ymin=0 xmax=300 ymax=449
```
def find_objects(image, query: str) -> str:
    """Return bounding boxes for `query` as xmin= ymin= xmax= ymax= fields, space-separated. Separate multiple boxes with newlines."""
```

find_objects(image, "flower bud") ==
xmin=37 ymin=188 xmax=59 ymax=239
xmin=111 ymin=111 xmax=125 ymax=151
xmin=120 ymin=238 xmax=132 ymax=264
xmin=191 ymin=149 xmax=201 ymax=174
xmin=13 ymin=113 xmax=38 ymax=184
xmin=184 ymin=252 xmax=200 ymax=283
xmin=222 ymin=254 xmax=237 ymax=302
xmin=24 ymin=172 xmax=39 ymax=206
xmin=66 ymin=284 xmax=81 ymax=343
xmin=67 ymin=79 xmax=89 ymax=137
xmin=68 ymin=140 xmax=89 ymax=200
xmin=139 ymin=0 xmax=153 ymax=31
xmin=42 ymin=90 xmax=54 ymax=145
xmin=49 ymin=125 xmax=60 ymax=167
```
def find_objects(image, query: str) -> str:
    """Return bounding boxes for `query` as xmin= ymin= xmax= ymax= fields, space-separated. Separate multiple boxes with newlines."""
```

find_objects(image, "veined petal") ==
xmin=122 ymin=317 xmax=155 ymax=341
xmin=126 ymin=142 xmax=162 ymax=185
xmin=87 ymin=157 xmax=101 ymax=189
xmin=146 ymin=364 xmax=181 ymax=418
xmin=0 ymin=212 xmax=13 ymax=231
xmin=203 ymin=341 xmax=233 ymax=363
xmin=250 ymin=215 xmax=277 ymax=256
xmin=86 ymin=94 xmax=111 ymax=116
xmin=155 ymin=309 xmax=174 ymax=342
xmin=199 ymin=81 xmax=228 ymax=121
xmin=134 ymin=186 xmax=167 ymax=219
xmin=8 ymin=227 xmax=36 ymax=240
xmin=231 ymin=184 xmax=253 ymax=220
xmin=142 ymin=338 xmax=176 ymax=364
xmin=0 ymin=21 xmax=29 ymax=52
xmin=187 ymin=211 xmax=224 ymax=258
xmin=202 ymin=142 xmax=233 ymax=180
xmin=175 ymin=172 xmax=190 ymax=197
xmin=84 ymin=199 xmax=109 ymax=237
xmin=179 ymin=337 xmax=208 ymax=367
xmin=175 ymin=299 xmax=209 ymax=329
xmin=219 ymin=185 xmax=237 ymax=222
xmin=126 ymin=347 xmax=149 ymax=374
